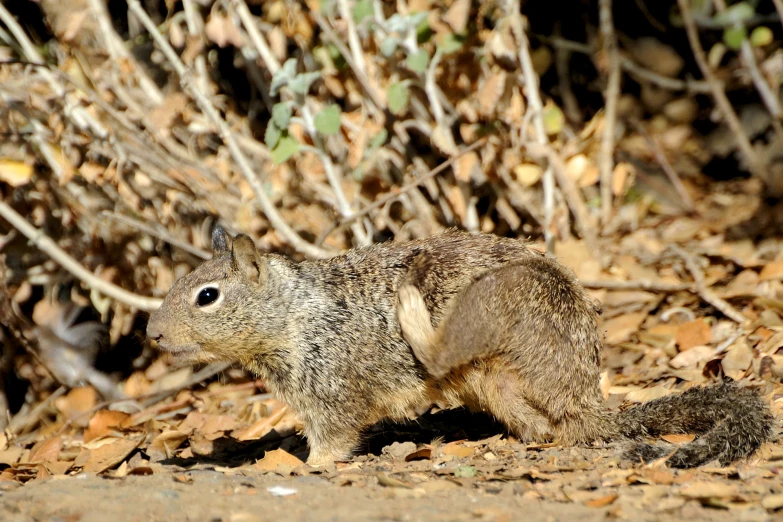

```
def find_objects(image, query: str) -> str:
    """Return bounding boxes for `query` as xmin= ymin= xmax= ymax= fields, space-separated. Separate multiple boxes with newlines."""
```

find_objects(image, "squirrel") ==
xmin=146 ymin=227 xmax=774 ymax=467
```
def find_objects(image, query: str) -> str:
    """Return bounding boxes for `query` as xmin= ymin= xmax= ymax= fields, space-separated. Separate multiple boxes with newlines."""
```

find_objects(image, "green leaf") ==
xmin=387 ymin=82 xmax=410 ymax=115
xmin=288 ymin=71 xmax=321 ymax=95
xmin=314 ymin=104 xmax=342 ymax=136
xmin=713 ymin=2 xmax=754 ymax=26
xmin=272 ymin=102 xmax=292 ymax=129
xmin=264 ymin=121 xmax=281 ymax=149
xmin=439 ymin=32 xmax=465 ymax=54
xmin=270 ymin=58 xmax=298 ymax=96
xmin=723 ymin=25 xmax=747 ymax=51
xmin=270 ymin=134 xmax=299 ymax=164
xmin=750 ymin=26 xmax=773 ymax=47
xmin=406 ymin=49 xmax=429 ymax=74
xmin=454 ymin=466 xmax=477 ymax=478
xmin=542 ymin=103 xmax=565 ymax=135
xmin=370 ymin=128 xmax=388 ymax=149
xmin=380 ymin=37 xmax=399 ymax=57
xmin=352 ymin=0 xmax=373 ymax=23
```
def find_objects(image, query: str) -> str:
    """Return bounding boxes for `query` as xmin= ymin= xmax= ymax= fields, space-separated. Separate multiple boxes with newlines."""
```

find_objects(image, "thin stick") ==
xmin=0 ymin=200 xmax=163 ymax=311
xmin=85 ymin=0 xmax=163 ymax=105
xmin=321 ymin=139 xmax=487 ymax=237
xmin=542 ymin=35 xmax=712 ymax=94
xmin=101 ymin=212 xmax=211 ymax=260
xmin=311 ymin=12 xmax=384 ymax=113
xmin=581 ymin=279 xmax=691 ymax=292
xmin=677 ymin=0 xmax=765 ymax=179
xmin=631 ymin=120 xmax=695 ymax=211
xmin=598 ymin=0 xmax=621 ymax=228
xmin=125 ymin=0 xmax=333 ymax=260
xmin=670 ymin=246 xmax=746 ymax=324
xmin=506 ymin=3 xmax=557 ymax=253
xmin=526 ymin=143 xmax=601 ymax=260
xmin=774 ymin=0 xmax=783 ymax=26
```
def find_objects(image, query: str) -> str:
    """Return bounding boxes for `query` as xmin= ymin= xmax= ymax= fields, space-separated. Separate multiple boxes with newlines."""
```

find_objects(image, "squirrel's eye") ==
xmin=196 ymin=287 xmax=220 ymax=307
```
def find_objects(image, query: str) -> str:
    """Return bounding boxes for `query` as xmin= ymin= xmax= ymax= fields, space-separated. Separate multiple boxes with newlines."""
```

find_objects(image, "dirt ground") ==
xmin=2 ymin=416 xmax=783 ymax=522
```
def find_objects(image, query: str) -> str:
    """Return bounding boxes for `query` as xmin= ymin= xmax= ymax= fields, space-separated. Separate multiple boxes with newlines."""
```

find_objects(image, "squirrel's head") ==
xmin=146 ymin=226 xmax=291 ymax=364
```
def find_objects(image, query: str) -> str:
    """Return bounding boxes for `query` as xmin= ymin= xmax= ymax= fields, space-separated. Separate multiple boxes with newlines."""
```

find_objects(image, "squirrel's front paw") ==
xmin=397 ymin=284 xmax=435 ymax=357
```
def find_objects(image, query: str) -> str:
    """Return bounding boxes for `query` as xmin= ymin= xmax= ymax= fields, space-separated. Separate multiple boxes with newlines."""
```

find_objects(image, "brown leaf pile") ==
xmin=0 ymin=0 xmax=782 ymax=517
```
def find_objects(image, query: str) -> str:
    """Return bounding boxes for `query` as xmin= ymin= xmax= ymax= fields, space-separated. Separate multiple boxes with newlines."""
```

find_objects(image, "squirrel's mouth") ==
xmin=153 ymin=340 xmax=201 ymax=355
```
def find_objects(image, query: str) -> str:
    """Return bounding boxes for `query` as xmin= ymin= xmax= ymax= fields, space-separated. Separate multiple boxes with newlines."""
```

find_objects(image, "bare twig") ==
xmin=322 ymin=139 xmax=487 ymax=238
xmin=312 ymin=12 xmax=383 ymax=114
xmin=677 ymin=0 xmax=765 ymax=179
xmin=598 ymin=0 xmax=621 ymax=228
xmin=6 ymin=387 xmax=66 ymax=437
xmin=774 ymin=0 xmax=783 ymax=26
xmin=181 ymin=0 xmax=210 ymax=93
xmin=581 ymin=279 xmax=691 ymax=292
xmin=0 ymin=200 xmax=163 ymax=311
xmin=670 ymin=245 xmax=746 ymax=324
xmin=631 ymin=120 xmax=695 ymax=212
xmin=0 ymin=3 xmax=107 ymax=139
xmin=542 ymin=35 xmax=712 ymax=94
xmin=86 ymin=0 xmax=163 ymax=105
xmin=526 ymin=143 xmax=600 ymax=256
xmin=505 ymin=3 xmax=557 ymax=253
xmin=101 ymin=212 xmax=211 ymax=260
xmin=126 ymin=0 xmax=333 ymax=259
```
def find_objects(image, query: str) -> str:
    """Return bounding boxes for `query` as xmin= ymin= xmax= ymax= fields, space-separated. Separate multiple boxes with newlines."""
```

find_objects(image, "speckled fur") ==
xmin=396 ymin=258 xmax=775 ymax=468
xmin=147 ymin=228 xmax=775 ymax=467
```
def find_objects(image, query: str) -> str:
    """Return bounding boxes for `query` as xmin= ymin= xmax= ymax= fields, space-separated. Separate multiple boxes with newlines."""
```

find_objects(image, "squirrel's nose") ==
xmin=146 ymin=319 xmax=163 ymax=342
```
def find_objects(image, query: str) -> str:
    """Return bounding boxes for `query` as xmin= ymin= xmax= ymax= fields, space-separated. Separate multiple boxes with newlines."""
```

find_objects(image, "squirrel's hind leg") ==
xmin=304 ymin=422 xmax=363 ymax=466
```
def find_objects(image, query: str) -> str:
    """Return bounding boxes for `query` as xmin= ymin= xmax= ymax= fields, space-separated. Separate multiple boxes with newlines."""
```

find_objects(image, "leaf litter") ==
xmin=0 ymin=0 xmax=782 ymax=520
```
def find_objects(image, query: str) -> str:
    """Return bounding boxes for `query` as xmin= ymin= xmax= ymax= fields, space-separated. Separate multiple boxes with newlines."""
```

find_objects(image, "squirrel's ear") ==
xmin=231 ymin=234 xmax=265 ymax=282
xmin=212 ymin=225 xmax=229 ymax=254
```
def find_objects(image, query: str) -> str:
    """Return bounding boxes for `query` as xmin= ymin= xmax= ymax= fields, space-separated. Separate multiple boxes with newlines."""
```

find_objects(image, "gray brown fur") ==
xmin=146 ymin=228 xmax=774 ymax=467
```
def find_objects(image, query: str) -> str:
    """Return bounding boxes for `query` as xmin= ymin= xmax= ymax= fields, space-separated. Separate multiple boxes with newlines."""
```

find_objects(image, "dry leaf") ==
xmin=82 ymin=437 xmax=141 ymax=473
xmin=443 ymin=0 xmax=470 ymax=33
xmin=254 ymin=449 xmax=303 ymax=472
xmin=84 ymin=410 xmax=132 ymax=443
xmin=442 ymin=442 xmax=473 ymax=458
xmin=453 ymin=152 xmax=482 ymax=184
xmin=584 ymin=493 xmax=618 ymax=508
xmin=0 ymin=159 xmax=34 ymax=187
xmin=512 ymin=164 xmax=543 ymax=187
xmin=760 ymin=260 xmax=783 ymax=282
xmin=232 ymin=406 xmax=289 ymax=441
xmin=721 ymin=341 xmax=753 ymax=380
xmin=660 ymin=433 xmax=696 ymax=444
xmin=602 ymin=312 xmax=647 ymax=345
xmin=669 ymin=345 xmax=714 ymax=369
xmin=675 ymin=319 xmax=713 ymax=351
xmin=679 ymin=481 xmax=738 ymax=499
xmin=28 ymin=436 xmax=61 ymax=464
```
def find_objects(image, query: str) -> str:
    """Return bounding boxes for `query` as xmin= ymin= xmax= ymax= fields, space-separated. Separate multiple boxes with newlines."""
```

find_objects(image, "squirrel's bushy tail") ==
xmin=611 ymin=382 xmax=775 ymax=468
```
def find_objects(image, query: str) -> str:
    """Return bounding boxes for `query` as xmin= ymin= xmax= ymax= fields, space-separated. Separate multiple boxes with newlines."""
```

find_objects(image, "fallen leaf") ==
xmin=84 ymin=410 xmax=132 ymax=442
xmin=602 ymin=312 xmax=647 ymax=345
xmin=405 ymin=448 xmax=432 ymax=462
xmin=82 ymin=437 xmax=141 ymax=473
xmin=759 ymin=260 xmax=783 ymax=282
xmin=761 ymin=493 xmax=783 ymax=511
xmin=679 ymin=481 xmax=738 ymax=499
xmin=254 ymin=449 xmax=303 ymax=472
xmin=675 ymin=319 xmax=713 ymax=351
xmin=721 ymin=341 xmax=753 ymax=380
xmin=584 ymin=493 xmax=618 ymax=508
xmin=0 ymin=159 xmax=34 ymax=187
xmin=442 ymin=442 xmax=474 ymax=458
xmin=660 ymin=433 xmax=696 ymax=444
xmin=669 ymin=345 xmax=714 ymax=369
xmin=28 ymin=436 xmax=61 ymax=463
